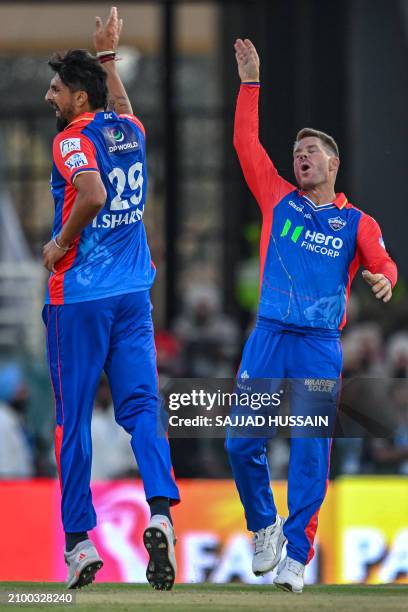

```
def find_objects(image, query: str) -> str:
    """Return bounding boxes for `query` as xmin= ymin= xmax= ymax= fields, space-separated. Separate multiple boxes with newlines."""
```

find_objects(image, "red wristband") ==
xmin=99 ymin=53 xmax=116 ymax=64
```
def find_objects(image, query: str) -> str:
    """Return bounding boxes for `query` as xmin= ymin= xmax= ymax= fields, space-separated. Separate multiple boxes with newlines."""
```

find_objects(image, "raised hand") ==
xmin=234 ymin=38 xmax=260 ymax=82
xmin=362 ymin=270 xmax=392 ymax=303
xmin=94 ymin=6 xmax=123 ymax=53
xmin=93 ymin=6 xmax=132 ymax=114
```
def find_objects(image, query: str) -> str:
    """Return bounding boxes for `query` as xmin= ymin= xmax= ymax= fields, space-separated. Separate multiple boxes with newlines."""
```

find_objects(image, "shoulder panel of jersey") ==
xmin=119 ymin=113 xmax=146 ymax=138
xmin=53 ymin=118 xmax=100 ymax=185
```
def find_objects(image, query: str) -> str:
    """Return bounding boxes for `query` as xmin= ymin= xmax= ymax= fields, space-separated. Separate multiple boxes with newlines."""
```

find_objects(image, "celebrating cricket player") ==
xmin=42 ymin=7 xmax=179 ymax=590
xmin=226 ymin=38 xmax=397 ymax=593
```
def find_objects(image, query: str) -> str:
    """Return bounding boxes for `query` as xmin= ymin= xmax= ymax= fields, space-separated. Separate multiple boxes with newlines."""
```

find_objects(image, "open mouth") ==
xmin=301 ymin=163 xmax=311 ymax=172
xmin=49 ymin=103 xmax=60 ymax=116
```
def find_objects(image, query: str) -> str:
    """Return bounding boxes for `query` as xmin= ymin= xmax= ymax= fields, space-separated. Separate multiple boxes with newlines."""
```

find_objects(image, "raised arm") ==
xmin=94 ymin=6 xmax=133 ymax=115
xmin=233 ymin=39 xmax=294 ymax=215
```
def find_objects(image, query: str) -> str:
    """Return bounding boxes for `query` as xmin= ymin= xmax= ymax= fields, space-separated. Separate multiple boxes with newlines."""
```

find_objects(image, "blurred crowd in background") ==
xmin=1 ymin=279 xmax=407 ymax=482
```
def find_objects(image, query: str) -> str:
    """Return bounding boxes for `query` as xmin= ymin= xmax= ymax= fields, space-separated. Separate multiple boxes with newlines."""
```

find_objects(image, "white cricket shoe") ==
xmin=273 ymin=555 xmax=305 ymax=593
xmin=252 ymin=515 xmax=286 ymax=576
xmin=143 ymin=514 xmax=176 ymax=591
xmin=64 ymin=539 xmax=103 ymax=589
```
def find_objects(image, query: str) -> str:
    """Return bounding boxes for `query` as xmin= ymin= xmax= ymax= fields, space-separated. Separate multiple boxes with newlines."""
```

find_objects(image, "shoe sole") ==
xmin=68 ymin=560 xmax=103 ymax=589
xmin=143 ymin=527 xmax=175 ymax=591
xmin=253 ymin=534 xmax=287 ymax=576
xmin=274 ymin=581 xmax=303 ymax=594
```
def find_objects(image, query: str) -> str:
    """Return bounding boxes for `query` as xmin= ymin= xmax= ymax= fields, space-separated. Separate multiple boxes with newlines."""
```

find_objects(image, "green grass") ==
xmin=1 ymin=583 xmax=407 ymax=611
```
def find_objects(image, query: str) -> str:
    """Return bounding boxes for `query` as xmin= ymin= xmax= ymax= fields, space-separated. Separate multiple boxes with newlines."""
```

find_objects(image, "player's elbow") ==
xmin=233 ymin=130 xmax=254 ymax=161
xmin=233 ymin=135 xmax=249 ymax=166
xmin=233 ymin=116 xmax=249 ymax=150
xmin=87 ymin=185 xmax=107 ymax=212
xmin=95 ymin=184 xmax=107 ymax=210
xmin=75 ymin=173 xmax=107 ymax=212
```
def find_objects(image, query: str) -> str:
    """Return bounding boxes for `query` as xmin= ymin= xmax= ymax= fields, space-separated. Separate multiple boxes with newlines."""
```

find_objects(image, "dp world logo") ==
xmin=109 ymin=128 xmax=125 ymax=143
xmin=104 ymin=124 xmax=139 ymax=154
xmin=280 ymin=219 xmax=304 ymax=243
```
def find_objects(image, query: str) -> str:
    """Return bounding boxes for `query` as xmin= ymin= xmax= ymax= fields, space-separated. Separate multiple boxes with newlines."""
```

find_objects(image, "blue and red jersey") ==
xmin=234 ymin=84 xmax=397 ymax=333
xmin=46 ymin=110 xmax=155 ymax=305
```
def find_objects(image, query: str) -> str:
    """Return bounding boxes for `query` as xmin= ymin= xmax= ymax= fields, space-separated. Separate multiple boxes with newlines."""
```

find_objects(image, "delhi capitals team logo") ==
xmin=328 ymin=216 xmax=347 ymax=231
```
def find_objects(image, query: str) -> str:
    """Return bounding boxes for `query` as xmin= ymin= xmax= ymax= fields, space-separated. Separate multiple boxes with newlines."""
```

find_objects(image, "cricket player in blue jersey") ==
xmin=227 ymin=39 xmax=398 ymax=593
xmin=42 ymin=7 xmax=179 ymax=590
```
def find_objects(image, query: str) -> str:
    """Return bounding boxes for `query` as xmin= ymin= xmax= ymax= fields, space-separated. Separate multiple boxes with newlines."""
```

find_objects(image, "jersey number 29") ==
xmin=108 ymin=162 xmax=144 ymax=211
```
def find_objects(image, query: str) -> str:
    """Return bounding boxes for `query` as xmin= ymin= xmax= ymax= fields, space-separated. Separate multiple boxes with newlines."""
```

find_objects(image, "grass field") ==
xmin=1 ymin=583 xmax=408 ymax=612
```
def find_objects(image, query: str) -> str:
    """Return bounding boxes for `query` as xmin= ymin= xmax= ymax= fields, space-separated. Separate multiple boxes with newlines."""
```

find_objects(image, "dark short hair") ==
xmin=295 ymin=127 xmax=339 ymax=158
xmin=48 ymin=49 xmax=108 ymax=110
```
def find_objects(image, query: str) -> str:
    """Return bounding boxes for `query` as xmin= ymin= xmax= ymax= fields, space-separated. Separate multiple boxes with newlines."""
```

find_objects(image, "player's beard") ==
xmin=56 ymin=115 xmax=69 ymax=132
xmin=55 ymin=104 xmax=75 ymax=132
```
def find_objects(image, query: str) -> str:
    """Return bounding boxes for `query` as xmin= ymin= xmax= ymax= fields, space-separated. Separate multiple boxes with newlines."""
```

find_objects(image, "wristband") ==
xmin=99 ymin=54 xmax=117 ymax=64
xmin=96 ymin=50 xmax=116 ymax=57
xmin=96 ymin=50 xmax=117 ymax=64
xmin=53 ymin=236 xmax=72 ymax=252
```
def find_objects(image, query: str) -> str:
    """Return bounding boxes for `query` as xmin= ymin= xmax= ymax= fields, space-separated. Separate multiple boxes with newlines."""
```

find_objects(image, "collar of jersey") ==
xmin=299 ymin=191 xmax=348 ymax=211
xmin=64 ymin=112 xmax=96 ymax=130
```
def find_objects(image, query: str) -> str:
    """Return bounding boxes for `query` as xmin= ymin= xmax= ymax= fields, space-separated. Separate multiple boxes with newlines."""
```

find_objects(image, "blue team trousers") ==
xmin=43 ymin=291 xmax=180 ymax=533
xmin=226 ymin=318 xmax=342 ymax=565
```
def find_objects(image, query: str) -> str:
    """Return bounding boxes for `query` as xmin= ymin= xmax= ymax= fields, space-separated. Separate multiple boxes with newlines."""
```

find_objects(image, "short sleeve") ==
xmin=53 ymin=133 xmax=100 ymax=185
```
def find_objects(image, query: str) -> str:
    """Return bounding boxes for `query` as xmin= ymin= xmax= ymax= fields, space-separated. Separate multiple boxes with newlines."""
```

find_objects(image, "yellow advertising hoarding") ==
xmin=335 ymin=477 xmax=408 ymax=584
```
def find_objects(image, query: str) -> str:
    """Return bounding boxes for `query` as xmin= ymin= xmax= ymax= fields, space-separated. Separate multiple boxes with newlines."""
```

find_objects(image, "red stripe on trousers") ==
xmin=55 ymin=424 xmax=63 ymax=491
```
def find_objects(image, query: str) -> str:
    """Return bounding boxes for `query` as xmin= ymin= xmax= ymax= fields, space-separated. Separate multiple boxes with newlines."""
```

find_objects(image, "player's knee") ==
xmin=113 ymin=411 xmax=133 ymax=434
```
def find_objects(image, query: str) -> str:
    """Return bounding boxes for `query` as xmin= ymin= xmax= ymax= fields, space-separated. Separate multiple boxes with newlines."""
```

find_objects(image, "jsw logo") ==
xmin=280 ymin=219 xmax=343 ymax=257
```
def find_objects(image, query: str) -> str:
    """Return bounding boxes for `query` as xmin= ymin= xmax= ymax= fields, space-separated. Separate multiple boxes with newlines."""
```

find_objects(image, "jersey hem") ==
xmin=256 ymin=315 xmax=341 ymax=338
xmin=44 ymin=283 xmax=154 ymax=306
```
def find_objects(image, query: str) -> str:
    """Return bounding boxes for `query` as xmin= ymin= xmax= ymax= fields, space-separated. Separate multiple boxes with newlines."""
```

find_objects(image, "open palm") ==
xmin=234 ymin=38 xmax=260 ymax=82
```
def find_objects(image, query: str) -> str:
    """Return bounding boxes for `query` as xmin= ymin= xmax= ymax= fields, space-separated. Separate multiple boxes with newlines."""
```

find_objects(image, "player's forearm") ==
xmin=364 ymin=257 xmax=397 ymax=289
xmin=380 ymin=262 xmax=398 ymax=288
xmin=58 ymin=191 xmax=106 ymax=247
xmin=103 ymin=61 xmax=133 ymax=115
xmin=357 ymin=216 xmax=398 ymax=288
xmin=233 ymin=83 xmax=261 ymax=152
